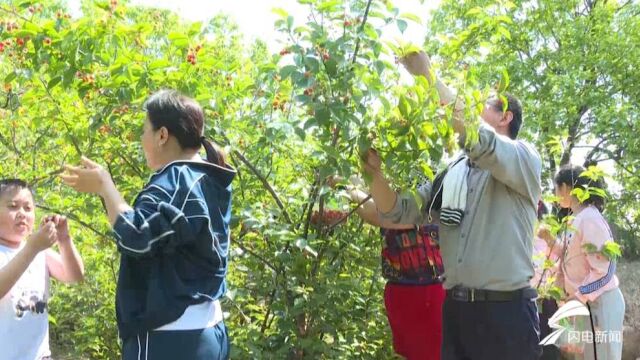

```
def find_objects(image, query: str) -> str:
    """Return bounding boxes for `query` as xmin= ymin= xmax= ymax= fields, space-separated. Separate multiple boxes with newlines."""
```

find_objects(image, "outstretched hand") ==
xmin=398 ymin=51 xmax=432 ymax=79
xmin=361 ymin=148 xmax=383 ymax=177
xmin=60 ymin=156 xmax=111 ymax=195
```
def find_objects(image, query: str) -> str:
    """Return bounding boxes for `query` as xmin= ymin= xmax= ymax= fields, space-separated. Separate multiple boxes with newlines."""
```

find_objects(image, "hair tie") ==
xmin=200 ymin=136 xmax=206 ymax=143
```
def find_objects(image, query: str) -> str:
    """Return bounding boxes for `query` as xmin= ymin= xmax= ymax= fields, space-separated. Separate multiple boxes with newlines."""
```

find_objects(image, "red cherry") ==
xmin=98 ymin=125 xmax=111 ymax=135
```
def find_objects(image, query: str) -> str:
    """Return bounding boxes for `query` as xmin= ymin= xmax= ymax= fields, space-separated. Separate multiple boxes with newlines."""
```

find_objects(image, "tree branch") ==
xmin=233 ymin=150 xmax=293 ymax=224
xmin=351 ymin=0 xmax=374 ymax=65
xmin=234 ymin=235 xmax=279 ymax=274
xmin=560 ymin=105 xmax=590 ymax=166
xmin=36 ymin=204 xmax=109 ymax=239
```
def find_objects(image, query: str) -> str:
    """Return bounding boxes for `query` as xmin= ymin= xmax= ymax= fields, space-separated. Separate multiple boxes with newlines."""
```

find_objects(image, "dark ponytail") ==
xmin=144 ymin=90 xmax=227 ymax=167
xmin=201 ymin=137 xmax=227 ymax=167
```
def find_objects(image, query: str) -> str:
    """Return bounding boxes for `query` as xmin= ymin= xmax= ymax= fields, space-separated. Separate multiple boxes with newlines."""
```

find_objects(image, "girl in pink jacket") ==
xmin=551 ymin=164 xmax=625 ymax=360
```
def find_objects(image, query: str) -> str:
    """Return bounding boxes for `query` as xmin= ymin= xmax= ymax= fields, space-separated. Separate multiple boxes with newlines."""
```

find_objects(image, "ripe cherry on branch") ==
xmin=310 ymin=209 xmax=349 ymax=226
xmin=186 ymin=51 xmax=197 ymax=65
xmin=98 ymin=125 xmax=112 ymax=135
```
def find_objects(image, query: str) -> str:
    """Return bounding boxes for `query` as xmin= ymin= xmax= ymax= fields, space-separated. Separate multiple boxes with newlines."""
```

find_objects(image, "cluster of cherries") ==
xmin=186 ymin=44 xmax=203 ymax=65
xmin=310 ymin=209 xmax=348 ymax=226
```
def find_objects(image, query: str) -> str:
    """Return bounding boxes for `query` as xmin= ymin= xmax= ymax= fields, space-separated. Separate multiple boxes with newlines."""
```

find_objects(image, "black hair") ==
xmin=143 ymin=90 xmax=226 ymax=167
xmin=554 ymin=164 xmax=606 ymax=212
xmin=0 ymin=179 xmax=33 ymax=199
xmin=488 ymin=93 xmax=523 ymax=139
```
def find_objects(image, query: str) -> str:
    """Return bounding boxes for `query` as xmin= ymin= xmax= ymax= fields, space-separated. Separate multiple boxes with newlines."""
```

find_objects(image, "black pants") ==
xmin=539 ymin=298 xmax=561 ymax=360
xmin=442 ymin=295 xmax=542 ymax=360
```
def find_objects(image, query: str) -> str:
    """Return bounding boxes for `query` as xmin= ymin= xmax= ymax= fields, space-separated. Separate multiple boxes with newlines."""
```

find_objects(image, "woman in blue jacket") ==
xmin=61 ymin=90 xmax=235 ymax=359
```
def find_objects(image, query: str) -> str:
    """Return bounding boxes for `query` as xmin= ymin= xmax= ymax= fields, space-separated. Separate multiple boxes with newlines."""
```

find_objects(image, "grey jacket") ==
xmin=380 ymin=124 xmax=542 ymax=291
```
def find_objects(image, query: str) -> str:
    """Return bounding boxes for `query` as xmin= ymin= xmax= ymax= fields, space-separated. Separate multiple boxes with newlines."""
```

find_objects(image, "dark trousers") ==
xmin=122 ymin=322 xmax=229 ymax=360
xmin=539 ymin=298 xmax=561 ymax=360
xmin=442 ymin=295 xmax=542 ymax=360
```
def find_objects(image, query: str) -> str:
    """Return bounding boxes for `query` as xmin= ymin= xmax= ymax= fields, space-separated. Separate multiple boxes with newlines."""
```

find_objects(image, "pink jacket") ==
xmin=551 ymin=206 xmax=619 ymax=303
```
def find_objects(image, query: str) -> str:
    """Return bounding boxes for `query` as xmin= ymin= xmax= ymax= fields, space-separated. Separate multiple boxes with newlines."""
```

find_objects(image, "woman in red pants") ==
xmin=331 ymin=176 xmax=445 ymax=360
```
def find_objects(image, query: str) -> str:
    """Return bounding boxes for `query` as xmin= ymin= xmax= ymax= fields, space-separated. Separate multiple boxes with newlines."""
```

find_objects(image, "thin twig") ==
xmin=233 ymin=150 xmax=293 ymax=224
xmin=36 ymin=204 xmax=109 ymax=239
xmin=234 ymin=236 xmax=279 ymax=273
xmin=326 ymin=194 xmax=371 ymax=232
xmin=351 ymin=0 xmax=374 ymax=65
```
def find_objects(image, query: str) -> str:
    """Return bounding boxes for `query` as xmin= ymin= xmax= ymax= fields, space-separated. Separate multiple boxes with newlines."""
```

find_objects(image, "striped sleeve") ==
xmin=112 ymin=174 xmax=206 ymax=258
xmin=576 ymin=218 xmax=616 ymax=298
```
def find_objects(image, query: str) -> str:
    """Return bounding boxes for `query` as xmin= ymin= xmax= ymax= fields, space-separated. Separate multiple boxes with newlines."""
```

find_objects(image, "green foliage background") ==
xmin=0 ymin=0 xmax=638 ymax=358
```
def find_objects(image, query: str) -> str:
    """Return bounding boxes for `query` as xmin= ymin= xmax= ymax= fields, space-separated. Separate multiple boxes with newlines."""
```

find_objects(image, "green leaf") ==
xmin=279 ymin=65 xmax=299 ymax=79
xmin=396 ymin=19 xmax=408 ymax=34
xmin=497 ymin=26 xmax=512 ymax=40
xmin=272 ymin=7 xmax=289 ymax=18
xmin=547 ymin=286 xmax=565 ymax=301
xmin=466 ymin=7 xmax=483 ymax=16
xmin=498 ymin=69 xmax=510 ymax=92
xmin=399 ymin=13 xmax=422 ymax=24
xmin=363 ymin=24 xmax=379 ymax=40
xmin=317 ymin=0 xmax=341 ymax=12
xmin=314 ymin=107 xmax=331 ymax=125
xmin=47 ymin=76 xmax=62 ymax=90
xmin=62 ymin=67 xmax=75 ymax=87
xmin=602 ymin=241 xmax=622 ymax=260
xmin=13 ymin=29 xmax=37 ymax=38
xmin=148 ymin=59 xmax=171 ymax=70
xmin=582 ymin=243 xmax=598 ymax=254
xmin=384 ymin=38 xmax=421 ymax=57
xmin=323 ymin=58 xmax=338 ymax=76
xmin=188 ymin=21 xmax=202 ymax=36
xmin=398 ymin=95 xmax=411 ymax=119
xmin=4 ymin=72 xmax=17 ymax=83
xmin=304 ymin=56 xmax=321 ymax=73
xmin=294 ymin=126 xmax=306 ymax=140
xmin=167 ymin=32 xmax=189 ymax=48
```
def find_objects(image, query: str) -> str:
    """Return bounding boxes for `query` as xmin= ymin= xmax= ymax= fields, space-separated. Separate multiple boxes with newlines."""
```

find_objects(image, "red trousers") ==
xmin=384 ymin=282 xmax=445 ymax=360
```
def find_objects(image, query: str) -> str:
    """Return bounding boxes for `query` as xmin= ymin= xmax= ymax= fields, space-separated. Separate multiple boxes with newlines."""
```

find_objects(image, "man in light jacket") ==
xmin=363 ymin=51 xmax=542 ymax=360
